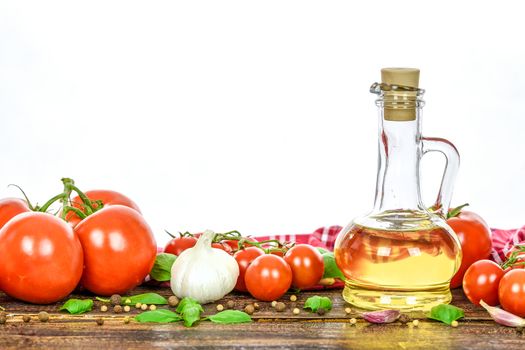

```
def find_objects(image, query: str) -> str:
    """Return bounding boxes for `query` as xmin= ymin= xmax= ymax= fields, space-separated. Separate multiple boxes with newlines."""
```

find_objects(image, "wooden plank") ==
xmin=1 ymin=319 xmax=524 ymax=349
xmin=2 ymin=286 xmax=516 ymax=349
xmin=0 ymin=286 xmax=491 ymax=320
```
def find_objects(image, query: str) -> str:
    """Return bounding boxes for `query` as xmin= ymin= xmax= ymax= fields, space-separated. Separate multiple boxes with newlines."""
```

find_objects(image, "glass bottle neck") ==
xmin=373 ymin=106 xmax=424 ymax=213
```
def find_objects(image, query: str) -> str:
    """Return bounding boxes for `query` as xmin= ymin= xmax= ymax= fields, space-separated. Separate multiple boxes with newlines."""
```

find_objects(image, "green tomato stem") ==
xmin=62 ymin=206 xmax=88 ymax=219
xmin=7 ymin=184 xmax=37 ymax=211
xmin=38 ymin=193 xmax=68 ymax=213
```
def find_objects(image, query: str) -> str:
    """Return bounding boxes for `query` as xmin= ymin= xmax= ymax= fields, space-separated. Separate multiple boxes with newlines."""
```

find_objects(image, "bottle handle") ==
xmin=421 ymin=137 xmax=460 ymax=218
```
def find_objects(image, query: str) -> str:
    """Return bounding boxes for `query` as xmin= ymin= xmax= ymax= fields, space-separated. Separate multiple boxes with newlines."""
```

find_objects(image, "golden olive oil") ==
xmin=335 ymin=222 xmax=461 ymax=311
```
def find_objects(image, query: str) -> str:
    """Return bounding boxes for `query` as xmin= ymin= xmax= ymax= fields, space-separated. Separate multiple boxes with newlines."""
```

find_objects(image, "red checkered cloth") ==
xmin=491 ymin=226 xmax=525 ymax=263
xmin=258 ymin=225 xmax=525 ymax=265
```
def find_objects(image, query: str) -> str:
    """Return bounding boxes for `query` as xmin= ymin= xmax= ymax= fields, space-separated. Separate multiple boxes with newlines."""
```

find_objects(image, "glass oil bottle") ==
xmin=334 ymin=68 xmax=462 ymax=311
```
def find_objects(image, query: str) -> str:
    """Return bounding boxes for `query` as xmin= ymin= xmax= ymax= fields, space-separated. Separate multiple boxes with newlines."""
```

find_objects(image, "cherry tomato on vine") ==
xmin=245 ymin=254 xmax=292 ymax=301
xmin=212 ymin=241 xmax=233 ymax=254
xmin=0 ymin=212 xmax=83 ymax=304
xmin=164 ymin=237 xmax=198 ymax=256
xmin=503 ymin=249 xmax=525 ymax=271
xmin=66 ymin=190 xmax=141 ymax=227
xmin=448 ymin=207 xmax=492 ymax=288
xmin=0 ymin=197 xmax=29 ymax=230
xmin=499 ymin=269 xmax=525 ymax=317
xmin=234 ymin=247 xmax=264 ymax=292
xmin=75 ymin=205 xmax=156 ymax=296
xmin=462 ymin=259 xmax=504 ymax=306
xmin=284 ymin=244 xmax=325 ymax=289
xmin=224 ymin=237 xmax=258 ymax=251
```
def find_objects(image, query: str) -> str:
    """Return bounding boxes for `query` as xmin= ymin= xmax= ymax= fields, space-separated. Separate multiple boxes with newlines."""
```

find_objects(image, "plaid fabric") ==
xmin=259 ymin=225 xmax=525 ymax=265
xmin=258 ymin=226 xmax=343 ymax=251
xmin=491 ymin=226 xmax=525 ymax=263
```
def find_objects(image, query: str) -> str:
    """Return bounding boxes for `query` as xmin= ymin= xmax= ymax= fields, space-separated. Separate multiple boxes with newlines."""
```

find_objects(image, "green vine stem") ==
xmin=501 ymin=245 xmax=525 ymax=270
xmin=7 ymin=184 xmax=37 ymax=211
xmin=61 ymin=206 xmax=88 ymax=220
xmin=8 ymin=178 xmax=104 ymax=222
xmin=165 ymin=229 xmax=294 ymax=254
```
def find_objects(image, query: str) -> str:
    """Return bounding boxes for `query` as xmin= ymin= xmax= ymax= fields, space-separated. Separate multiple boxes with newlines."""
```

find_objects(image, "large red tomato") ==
xmin=0 ymin=198 xmax=29 ymax=229
xmin=0 ymin=212 xmax=83 ymax=304
xmin=284 ymin=244 xmax=324 ymax=289
xmin=499 ymin=269 xmax=525 ymax=317
xmin=462 ymin=259 xmax=504 ymax=306
xmin=74 ymin=205 xmax=156 ymax=295
xmin=245 ymin=254 xmax=292 ymax=301
xmin=448 ymin=209 xmax=492 ymax=288
xmin=66 ymin=190 xmax=141 ymax=227
xmin=234 ymin=247 xmax=264 ymax=292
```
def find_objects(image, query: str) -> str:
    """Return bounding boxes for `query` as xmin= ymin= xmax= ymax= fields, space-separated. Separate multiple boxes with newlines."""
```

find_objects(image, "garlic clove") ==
xmin=480 ymin=300 xmax=525 ymax=327
xmin=362 ymin=309 xmax=401 ymax=324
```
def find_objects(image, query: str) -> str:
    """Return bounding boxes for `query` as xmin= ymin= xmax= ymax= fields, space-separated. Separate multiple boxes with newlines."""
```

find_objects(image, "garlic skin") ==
xmin=170 ymin=230 xmax=239 ymax=304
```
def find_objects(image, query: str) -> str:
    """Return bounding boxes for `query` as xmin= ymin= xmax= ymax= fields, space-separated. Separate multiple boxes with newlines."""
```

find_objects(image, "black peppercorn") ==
xmin=110 ymin=294 xmax=122 ymax=306
xmin=113 ymin=305 xmax=123 ymax=314
xmin=398 ymin=314 xmax=410 ymax=325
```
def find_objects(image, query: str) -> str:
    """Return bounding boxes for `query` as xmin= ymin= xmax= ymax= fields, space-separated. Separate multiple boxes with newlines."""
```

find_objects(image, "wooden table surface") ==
xmin=1 ymin=286 xmax=523 ymax=349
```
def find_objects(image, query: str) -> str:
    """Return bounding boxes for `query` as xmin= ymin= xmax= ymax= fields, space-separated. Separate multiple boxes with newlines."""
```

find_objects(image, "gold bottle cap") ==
xmin=381 ymin=68 xmax=420 ymax=121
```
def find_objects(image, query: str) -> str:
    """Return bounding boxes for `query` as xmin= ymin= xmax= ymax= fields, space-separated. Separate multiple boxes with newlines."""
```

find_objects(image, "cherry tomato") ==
xmin=164 ymin=237 xmax=197 ymax=256
xmin=0 ymin=212 xmax=83 ymax=304
xmin=462 ymin=259 xmax=504 ymax=306
xmin=212 ymin=241 xmax=233 ymax=254
xmin=66 ymin=190 xmax=141 ymax=227
xmin=0 ymin=198 xmax=29 ymax=230
xmin=284 ymin=244 xmax=325 ymax=289
xmin=448 ymin=209 xmax=492 ymax=288
xmin=75 ymin=205 xmax=157 ymax=295
xmin=499 ymin=269 xmax=525 ymax=317
xmin=245 ymin=254 xmax=292 ymax=301
xmin=234 ymin=247 xmax=264 ymax=292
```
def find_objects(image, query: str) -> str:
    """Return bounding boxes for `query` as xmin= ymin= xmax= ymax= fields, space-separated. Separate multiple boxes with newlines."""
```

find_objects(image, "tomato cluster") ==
xmin=0 ymin=180 xmax=156 ymax=304
xmin=164 ymin=233 xmax=326 ymax=301
xmin=463 ymin=247 xmax=525 ymax=317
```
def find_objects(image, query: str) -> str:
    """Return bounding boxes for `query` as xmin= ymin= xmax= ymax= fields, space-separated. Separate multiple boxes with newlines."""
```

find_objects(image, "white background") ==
xmin=1 ymin=1 xmax=524 ymax=246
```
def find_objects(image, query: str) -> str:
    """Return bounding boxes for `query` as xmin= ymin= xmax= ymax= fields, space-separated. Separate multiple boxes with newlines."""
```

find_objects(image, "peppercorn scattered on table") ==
xmin=0 ymin=287 xmax=523 ymax=349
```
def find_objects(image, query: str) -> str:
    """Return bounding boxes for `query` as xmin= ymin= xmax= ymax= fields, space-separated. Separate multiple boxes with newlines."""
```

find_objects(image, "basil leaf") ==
xmin=176 ymin=297 xmax=204 ymax=327
xmin=316 ymin=247 xmax=329 ymax=254
xmin=59 ymin=299 xmax=93 ymax=314
xmin=150 ymin=253 xmax=177 ymax=282
xmin=135 ymin=309 xmax=182 ymax=323
xmin=208 ymin=310 xmax=252 ymax=324
xmin=95 ymin=296 xmax=110 ymax=303
xmin=320 ymin=251 xmax=345 ymax=280
xmin=124 ymin=293 xmax=168 ymax=305
xmin=428 ymin=304 xmax=464 ymax=325
xmin=303 ymin=296 xmax=332 ymax=312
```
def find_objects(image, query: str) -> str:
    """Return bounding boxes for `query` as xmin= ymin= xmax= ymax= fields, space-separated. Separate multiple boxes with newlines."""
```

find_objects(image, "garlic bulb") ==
xmin=170 ymin=230 xmax=239 ymax=304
